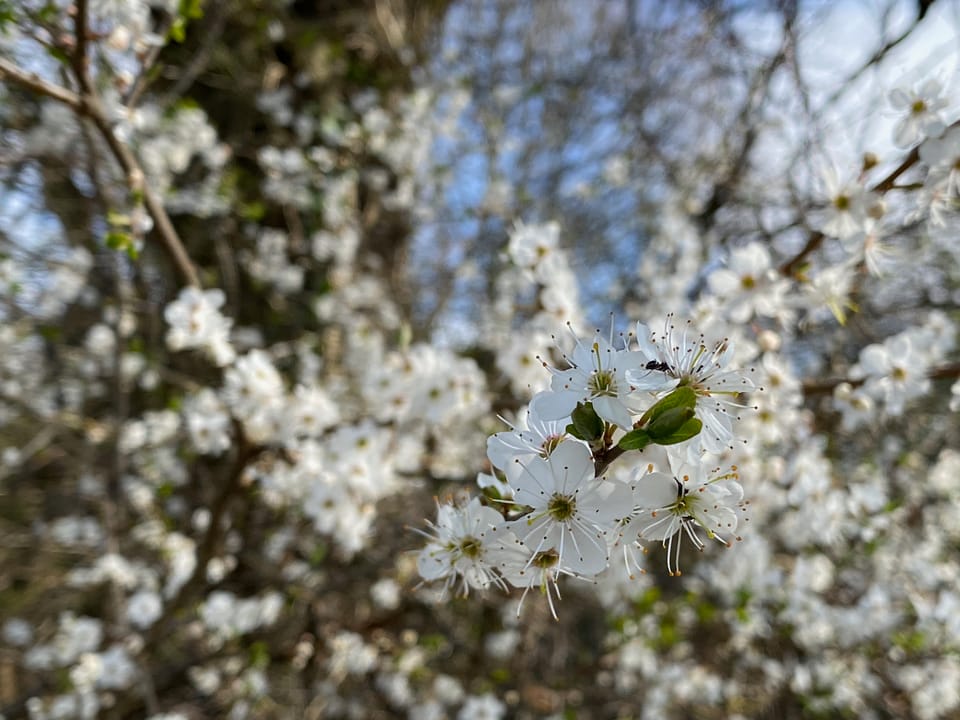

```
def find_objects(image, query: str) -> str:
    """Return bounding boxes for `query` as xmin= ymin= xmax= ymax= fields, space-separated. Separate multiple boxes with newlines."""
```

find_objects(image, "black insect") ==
xmin=645 ymin=360 xmax=671 ymax=372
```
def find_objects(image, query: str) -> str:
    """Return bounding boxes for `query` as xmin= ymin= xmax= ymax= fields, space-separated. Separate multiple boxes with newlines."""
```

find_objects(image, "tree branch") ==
xmin=779 ymin=144 xmax=924 ymax=277
xmin=0 ymin=57 xmax=84 ymax=110
xmin=0 ymin=57 xmax=202 ymax=287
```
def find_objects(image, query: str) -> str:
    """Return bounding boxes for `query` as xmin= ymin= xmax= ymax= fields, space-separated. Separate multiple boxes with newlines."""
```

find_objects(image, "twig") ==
xmin=81 ymin=92 xmax=202 ymax=286
xmin=0 ymin=57 xmax=84 ymax=110
xmin=779 ymin=142 xmax=925 ymax=277
xmin=0 ymin=58 xmax=202 ymax=287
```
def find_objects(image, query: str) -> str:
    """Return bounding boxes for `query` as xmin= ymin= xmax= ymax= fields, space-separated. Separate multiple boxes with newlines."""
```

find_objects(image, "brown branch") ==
xmin=779 ymin=146 xmax=922 ymax=277
xmin=0 ymin=57 xmax=201 ymax=287
xmin=81 ymin=92 xmax=202 ymax=286
xmin=0 ymin=57 xmax=83 ymax=110
xmin=73 ymin=0 xmax=90 ymax=85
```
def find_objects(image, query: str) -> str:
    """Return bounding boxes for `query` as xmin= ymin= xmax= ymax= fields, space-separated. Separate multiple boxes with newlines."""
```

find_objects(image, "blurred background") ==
xmin=2 ymin=0 xmax=960 ymax=718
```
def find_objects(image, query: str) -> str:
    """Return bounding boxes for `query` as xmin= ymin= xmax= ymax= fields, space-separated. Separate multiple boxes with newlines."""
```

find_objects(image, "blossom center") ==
xmin=833 ymin=194 xmax=850 ymax=211
xmin=457 ymin=536 xmax=483 ymax=559
xmin=670 ymin=486 xmax=699 ymax=518
xmin=540 ymin=434 xmax=564 ymax=455
xmin=547 ymin=493 xmax=576 ymax=521
xmin=911 ymin=99 xmax=926 ymax=114
xmin=588 ymin=368 xmax=617 ymax=397
xmin=740 ymin=274 xmax=756 ymax=290
xmin=532 ymin=548 xmax=560 ymax=569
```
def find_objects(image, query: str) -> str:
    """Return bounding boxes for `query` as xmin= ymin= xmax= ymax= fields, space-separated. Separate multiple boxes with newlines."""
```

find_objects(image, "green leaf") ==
xmin=617 ymin=428 xmax=650 ymax=451
xmin=639 ymin=386 xmax=697 ymax=427
xmin=568 ymin=402 xmax=604 ymax=441
xmin=646 ymin=406 xmax=695 ymax=440
xmin=651 ymin=417 xmax=702 ymax=446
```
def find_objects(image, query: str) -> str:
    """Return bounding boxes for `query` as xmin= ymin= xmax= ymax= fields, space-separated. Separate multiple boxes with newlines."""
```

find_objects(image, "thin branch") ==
xmin=0 ymin=56 xmax=202 ymax=287
xmin=0 ymin=57 xmax=84 ymax=110
xmin=779 ymin=143 xmax=924 ymax=277
xmin=73 ymin=0 xmax=90 ymax=85
xmin=81 ymin=92 xmax=202 ymax=286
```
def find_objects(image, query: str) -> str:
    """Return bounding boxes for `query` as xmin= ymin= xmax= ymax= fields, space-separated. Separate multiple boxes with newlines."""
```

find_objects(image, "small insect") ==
xmin=645 ymin=360 xmax=671 ymax=372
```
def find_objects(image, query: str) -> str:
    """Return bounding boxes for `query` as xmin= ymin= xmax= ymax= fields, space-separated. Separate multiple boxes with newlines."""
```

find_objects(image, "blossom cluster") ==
xmin=417 ymin=319 xmax=755 ymax=616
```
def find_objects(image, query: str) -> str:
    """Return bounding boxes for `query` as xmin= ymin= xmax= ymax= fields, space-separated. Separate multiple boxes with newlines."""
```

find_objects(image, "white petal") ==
xmin=509 ymin=455 xmax=557 ymax=505
xmin=581 ymin=479 xmax=634 ymax=524
xmin=417 ymin=544 xmax=450 ymax=580
xmin=487 ymin=432 xmax=527 ymax=470
xmin=530 ymin=389 xmax=581 ymax=421
xmin=559 ymin=525 xmax=608 ymax=576
xmin=592 ymin=396 xmax=634 ymax=429
xmin=889 ymin=88 xmax=911 ymax=108
xmin=633 ymin=472 xmax=679 ymax=508
xmin=697 ymin=504 xmax=738 ymax=536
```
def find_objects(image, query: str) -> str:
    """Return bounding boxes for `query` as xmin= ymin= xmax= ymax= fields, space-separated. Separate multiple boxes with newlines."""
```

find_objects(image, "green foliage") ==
xmin=620 ymin=386 xmax=702 ymax=449
xmin=566 ymin=402 xmax=604 ymax=442
xmin=617 ymin=428 xmax=650 ymax=451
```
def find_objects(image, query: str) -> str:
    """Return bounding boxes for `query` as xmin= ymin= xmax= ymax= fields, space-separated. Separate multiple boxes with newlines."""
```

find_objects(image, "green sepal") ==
xmin=566 ymin=402 xmax=604 ymax=442
xmin=617 ymin=428 xmax=651 ymax=451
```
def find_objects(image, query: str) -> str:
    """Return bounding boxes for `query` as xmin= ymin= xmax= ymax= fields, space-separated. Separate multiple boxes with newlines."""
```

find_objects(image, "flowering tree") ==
xmin=1 ymin=0 xmax=960 ymax=719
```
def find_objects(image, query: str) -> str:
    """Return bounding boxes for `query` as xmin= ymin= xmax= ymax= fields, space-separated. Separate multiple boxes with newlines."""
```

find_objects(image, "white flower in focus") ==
xmin=164 ymin=287 xmax=235 ymax=366
xmin=890 ymin=80 xmax=947 ymax=147
xmin=476 ymin=471 xmax=514 ymax=501
xmin=631 ymin=459 xmax=747 ymax=576
xmin=485 ymin=529 xmax=568 ymax=618
xmin=486 ymin=396 xmax=571 ymax=470
xmin=501 ymin=440 xmax=630 ymax=577
xmin=627 ymin=317 xmax=755 ymax=453
xmin=533 ymin=325 xmax=646 ymax=429
xmin=416 ymin=497 xmax=505 ymax=597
